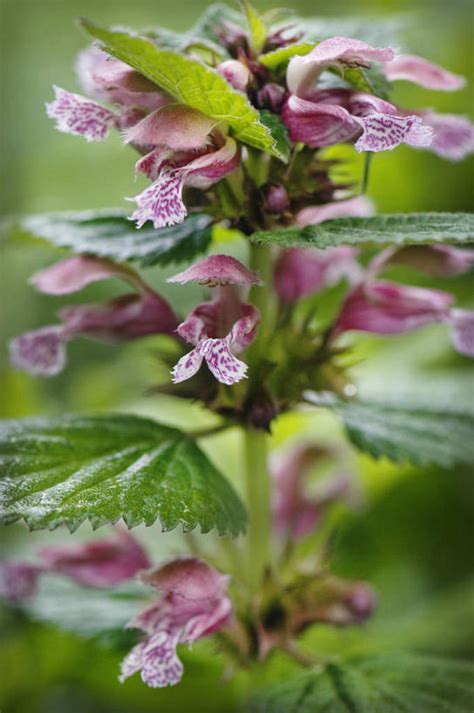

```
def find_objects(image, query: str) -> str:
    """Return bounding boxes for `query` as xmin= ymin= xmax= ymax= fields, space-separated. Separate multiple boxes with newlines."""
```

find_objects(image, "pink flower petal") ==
xmin=287 ymin=37 xmax=394 ymax=97
xmin=168 ymin=255 xmax=261 ymax=287
xmin=282 ymin=95 xmax=360 ymax=147
xmin=125 ymin=105 xmax=216 ymax=152
xmin=30 ymin=256 xmax=141 ymax=295
xmin=199 ymin=337 xmax=248 ymax=385
xmin=171 ymin=347 xmax=204 ymax=384
xmin=423 ymin=112 xmax=474 ymax=161
xmin=371 ymin=244 xmax=474 ymax=278
xmin=335 ymin=281 xmax=454 ymax=336
xmin=449 ymin=309 xmax=474 ymax=357
xmin=76 ymin=46 xmax=170 ymax=110
xmin=46 ymin=86 xmax=117 ymax=142
xmin=38 ymin=531 xmax=150 ymax=588
xmin=296 ymin=196 xmax=374 ymax=227
xmin=0 ymin=561 xmax=41 ymax=602
xmin=229 ymin=304 xmax=260 ymax=351
xmin=141 ymin=558 xmax=229 ymax=601
xmin=184 ymin=137 xmax=240 ymax=190
xmin=129 ymin=168 xmax=187 ymax=229
xmin=354 ymin=113 xmax=433 ymax=152
xmin=9 ymin=326 xmax=67 ymax=377
xmin=384 ymin=54 xmax=465 ymax=91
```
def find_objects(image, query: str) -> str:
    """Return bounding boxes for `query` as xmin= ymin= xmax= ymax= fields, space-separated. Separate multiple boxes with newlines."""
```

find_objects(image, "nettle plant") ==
xmin=1 ymin=3 xmax=474 ymax=709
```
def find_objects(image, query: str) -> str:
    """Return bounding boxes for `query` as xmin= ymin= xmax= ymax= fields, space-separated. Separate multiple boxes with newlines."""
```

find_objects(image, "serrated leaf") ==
xmin=306 ymin=393 xmax=474 ymax=467
xmin=18 ymin=209 xmax=212 ymax=267
xmin=0 ymin=414 xmax=247 ymax=535
xmin=250 ymin=655 xmax=474 ymax=713
xmin=259 ymin=43 xmax=314 ymax=70
xmin=259 ymin=111 xmax=291 ymax=162
xmin=250 ymin=213 xmax=474 ymax=249
xmin=241 ymin=0 xmax=267 ymax=53
xmin=80 ymin=20 xmax=285 ymax=161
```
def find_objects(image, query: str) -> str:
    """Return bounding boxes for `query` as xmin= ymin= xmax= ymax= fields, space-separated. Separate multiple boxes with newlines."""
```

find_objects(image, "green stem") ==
xmin=243 ymin=426 xmax=271 ymax=591
xmin=248 ymin=243 xmax=276 ymax=359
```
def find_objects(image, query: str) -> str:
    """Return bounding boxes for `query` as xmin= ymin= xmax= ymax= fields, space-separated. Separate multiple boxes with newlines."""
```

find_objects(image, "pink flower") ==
xmin=0 ymin=561 xmax=41 ymax=602
xmin=369 ymin=244 xmax=474 ymax=278
xmin=421 ymin=112 xmax=474 ymax=161
xmin=282 ymin=89 xmax=432 ymax=153
xmin=38 ymin=530 xmax=150 ymax=588
xmin=296 ymin=195 xmax=374 ymax=227
xmin=170 ymin=256 xmax=260 ymax=385
xmin=76 ymin=46 xmax=169 ymax=111
xmin=126 ymin=105 xmax=240 ymax=228
xmin=287 ymin=37 xmax=394 ymax=99
xmin=120 ymin=558 xmax=232 ymax=688
xmin=9 ymin=256 xmax=178 ymax=377
xmin=46 ymin=85 xmax=118 ymax=142
xmin=384 ymin=54 xmax=465 ymax=91
xmin=333 ymin=279 xmax=474 ymax=357
xmin=270 ymin=443 xmax=351 ymax=539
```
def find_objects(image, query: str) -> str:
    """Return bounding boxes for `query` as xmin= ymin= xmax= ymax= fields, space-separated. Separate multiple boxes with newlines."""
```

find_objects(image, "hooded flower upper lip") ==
xmin=120 ymin=558 xmax=232 ymax=688
xmin=9 ymin=256 xmax=178 ymax=377
xmin=383 ymin=54 xmax=466 ymax=91
xmin=168 ymin=254 xmax=262 ymax=287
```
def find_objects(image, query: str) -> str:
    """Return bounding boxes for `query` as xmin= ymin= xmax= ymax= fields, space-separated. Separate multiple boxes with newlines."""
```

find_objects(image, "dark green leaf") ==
xmin=251 ymin=213 xmax=474 ymax=249
xmin=259 ymin=111 xmax=291 ymax=163
xmin=19 ymin=209 xmax=212 ymax=267
xmin=0 ymin=414 xmax=247 ymax=535
xmin=340 ymin=64 xmax=392 ymax=100
xmin=250 ymin=655 xmax=474 ymax=713
xmin=306 ymin=393 xmax=474 ymax=467
xmin=80 ymin=21 xmax=286 ymax=161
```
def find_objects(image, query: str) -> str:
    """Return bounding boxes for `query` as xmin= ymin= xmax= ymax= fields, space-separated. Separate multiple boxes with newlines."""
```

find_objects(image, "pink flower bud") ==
xmin=264 ymin=184 xmax=289 ymax=214
xmin=38 ymin=531 xmax=150 ymax=588
xmin=257 ymin=83 xmax=287 ymax=113
xmin=217 ymin=60 xmax=251 ymax=92
xmin=168 ymin=254 xmax=261 ymax=287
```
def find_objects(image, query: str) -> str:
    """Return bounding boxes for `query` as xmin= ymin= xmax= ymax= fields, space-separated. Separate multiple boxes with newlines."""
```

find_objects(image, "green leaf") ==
xmin=19 ymin=209 xmax=212 ymax=267
xmin=0 ymin=414 xmax=247 ymax=535
xmin=259 ymin=111 xmax=291 ymax=162
xmin=250 ymin=213 xmax=474 ymax=249
xmin=28 ymin=576 xmax=147 ymax=641
xmin=80 ymin=20 xmax=285 ymax=161
xmin=250 ymin=655 xmax=474 ymax=712
xmin=307 ymin=393 xmax=474 ymax=467
xmin=340 ymin=64 xmax=391 ymax=100
xmin=241 ymin=0 xmax=267 ymax=53
xmin=259 ymin=43 xmax=314 ymax=70
xmin=300 ymin=15 xmax=407 ymax=48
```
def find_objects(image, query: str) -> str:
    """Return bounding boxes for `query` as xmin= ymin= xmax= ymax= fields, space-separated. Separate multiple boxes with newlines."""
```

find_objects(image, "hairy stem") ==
xmin=244 ymin=425 xmax=271 ymax=592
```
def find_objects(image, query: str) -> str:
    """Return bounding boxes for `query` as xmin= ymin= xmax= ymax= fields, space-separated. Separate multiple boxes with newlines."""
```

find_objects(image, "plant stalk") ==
xmin=243 ymin=425 xmax=271 ymax=592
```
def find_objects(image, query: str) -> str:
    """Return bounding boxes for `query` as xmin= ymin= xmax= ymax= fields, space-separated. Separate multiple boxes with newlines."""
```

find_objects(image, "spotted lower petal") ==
xmin=423 ymin=112 xmax=474 ymax=161
xmin=139 ymin=630 xmax=184 ymax=688
xmin=354 ymin=113 xmax=433 ymax=152
xmin=129 ymin=169 xmax=187 ymax=229
xmin=46 ymin=86 xmax=117 ymax=142
xmin=171 ymin=347 xmax=205 ymax=384
xmin=449 ymin=309 xmax=474 ymax=357
xmin=200 ymin=337 xmax=248 ymax=385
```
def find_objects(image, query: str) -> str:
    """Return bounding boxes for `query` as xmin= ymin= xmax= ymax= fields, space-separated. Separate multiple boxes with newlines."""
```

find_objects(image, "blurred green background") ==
xmin=0 ymin=0 xmax=473 ymax=711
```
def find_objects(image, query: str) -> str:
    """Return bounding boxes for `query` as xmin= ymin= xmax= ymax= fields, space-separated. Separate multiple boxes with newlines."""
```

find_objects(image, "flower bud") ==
xmin=257 ymin=83 xmax=286 ymax=113
xmin=264 ymin=184 xmax=289 ymax=214
xmin=217 ymin=60 xmax=251 ymax=92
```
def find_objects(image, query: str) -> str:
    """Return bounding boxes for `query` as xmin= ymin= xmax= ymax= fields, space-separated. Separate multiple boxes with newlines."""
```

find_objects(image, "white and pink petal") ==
xmin=46 ymin=86 xmax=117 ymax=142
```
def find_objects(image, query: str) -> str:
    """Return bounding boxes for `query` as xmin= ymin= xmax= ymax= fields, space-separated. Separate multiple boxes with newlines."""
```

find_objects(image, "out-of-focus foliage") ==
xmin=0 ymin=0 xmax=473 ymax=711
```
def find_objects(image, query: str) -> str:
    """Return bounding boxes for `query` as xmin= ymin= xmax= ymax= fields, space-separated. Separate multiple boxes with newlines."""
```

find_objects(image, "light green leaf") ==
xmin=250 ymin=213 xmax=474 ymax=249
xmin=0 ymin=414 xmax=247 ymax=535
xmin=80 ymin=20 xmax=285 ymax=161
xmin=259 ymin=43 xmax=314 ymax=70
xmin=259 ymin=111 xmax=291 ymax=162
xmin=250 ymin=655 xmax=474 ymax=713
xmin=18 ymin=209 xmax=212 ymax=267
xmin=241 ymin=0 xmax=267 ymax=53
xmin=306 ymin=393 xmax=474 ymax=467
xmin=340 ymin=64 xmax=391 ymax=100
